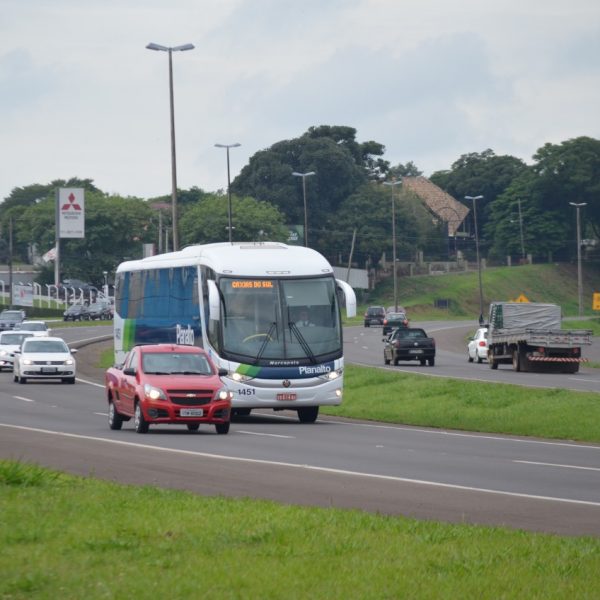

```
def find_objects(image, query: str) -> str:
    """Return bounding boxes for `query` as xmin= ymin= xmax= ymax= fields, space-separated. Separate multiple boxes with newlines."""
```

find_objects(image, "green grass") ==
xmin=1 ymin=460 xmax=599 ymax=599
xmin=320 ymin=365 xmax=600 ymax=443
xmin=351 ymin=263 xmax=600 ymax=322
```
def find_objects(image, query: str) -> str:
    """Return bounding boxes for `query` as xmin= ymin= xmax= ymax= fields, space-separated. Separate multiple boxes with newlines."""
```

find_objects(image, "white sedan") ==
xmin=0 ymin=331 xmax=34 ymax=371
xmin=13 ymin=336 xmax=77 ymax=384
xmin=467 ymin=327 xmax=488 ymax=363
xmin=14 ymin=320 xmax=51 ymax=337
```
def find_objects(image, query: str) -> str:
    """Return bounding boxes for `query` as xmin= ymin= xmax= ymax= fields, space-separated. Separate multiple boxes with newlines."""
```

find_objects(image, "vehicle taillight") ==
xmin=383 ymin=319 xmax=388 ymax=325
xmin=479 ymin=341 xmax=486 ymax=347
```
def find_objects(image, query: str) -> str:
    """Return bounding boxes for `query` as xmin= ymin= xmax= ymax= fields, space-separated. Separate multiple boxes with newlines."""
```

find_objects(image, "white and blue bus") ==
xmin=114 ymin=242 xmax=356 ymax=422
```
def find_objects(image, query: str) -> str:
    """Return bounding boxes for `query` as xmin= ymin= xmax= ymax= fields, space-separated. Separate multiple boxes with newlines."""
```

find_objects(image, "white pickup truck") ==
xmin=487 ymin=302 xmax=592 ymax=373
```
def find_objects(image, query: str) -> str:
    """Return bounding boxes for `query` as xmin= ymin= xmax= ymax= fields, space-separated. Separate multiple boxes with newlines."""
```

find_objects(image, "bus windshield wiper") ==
xmin=289 ymin=322 xmax=317 ymax=364
xmin=255 ymin=322 xmax=278 ymax=363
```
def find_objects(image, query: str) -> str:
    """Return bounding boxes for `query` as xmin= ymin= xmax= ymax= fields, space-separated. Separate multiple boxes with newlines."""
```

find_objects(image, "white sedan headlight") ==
xmin=23 ymin=358 xmax=33 ymax=365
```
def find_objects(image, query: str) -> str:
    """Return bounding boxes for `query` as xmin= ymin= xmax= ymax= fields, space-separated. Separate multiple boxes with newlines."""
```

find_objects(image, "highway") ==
xmin=0 ymin=322 xmax=599 ymax=536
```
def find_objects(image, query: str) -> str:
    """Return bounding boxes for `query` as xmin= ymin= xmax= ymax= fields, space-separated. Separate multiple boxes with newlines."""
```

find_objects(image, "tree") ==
xmin=179 ymin=193 xmax=288 ymax=245
xmin=485 ymin=137 xmax=600 ymax=261
xmin=530 ymin=137 xmax=600 ymax=239
xmin=232 ymin=126 xmax=387 ymax=256
xmin=325 ymin=182 xmax=447 ymax=267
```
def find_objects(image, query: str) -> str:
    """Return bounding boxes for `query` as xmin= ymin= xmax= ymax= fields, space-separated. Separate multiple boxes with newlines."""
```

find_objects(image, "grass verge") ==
xmin=1 ymin=460 xmax=599 ymax=599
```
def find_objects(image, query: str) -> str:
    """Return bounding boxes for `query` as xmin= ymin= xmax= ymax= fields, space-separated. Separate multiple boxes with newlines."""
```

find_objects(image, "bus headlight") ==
xmin=319 ymin=368 xmax=342 ymax=381
xmin=144 ymin=384 xmax=167 ymax=401
xmin=232 ymin=371 xmax=254 ymax=383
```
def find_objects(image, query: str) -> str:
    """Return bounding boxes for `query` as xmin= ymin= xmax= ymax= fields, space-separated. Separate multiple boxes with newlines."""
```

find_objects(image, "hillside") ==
xmin=362 ymin=263 xmax=600 ymax=320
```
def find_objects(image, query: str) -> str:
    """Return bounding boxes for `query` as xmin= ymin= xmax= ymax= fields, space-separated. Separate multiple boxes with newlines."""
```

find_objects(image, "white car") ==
xmin=0 ymin=331 xmax=34 ymax=371
xmin=13 ymin=336 xmax=77 ymax=384
xmin=14 ymin=320 xmax=51 ymax=337
xmin=467 ymin=327 xmax=488 ymax=363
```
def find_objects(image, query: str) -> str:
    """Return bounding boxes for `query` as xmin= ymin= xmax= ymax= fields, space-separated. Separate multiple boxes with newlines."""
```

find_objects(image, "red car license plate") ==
xmin=277 ymin=393 xmax=297 ymax=401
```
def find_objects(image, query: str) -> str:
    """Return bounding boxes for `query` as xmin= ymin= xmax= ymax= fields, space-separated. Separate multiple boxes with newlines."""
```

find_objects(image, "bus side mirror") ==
xmin=208 ymin=280 xmax=221 ymax=321
xmin=335 ymin=279 xmax=356 ymax=318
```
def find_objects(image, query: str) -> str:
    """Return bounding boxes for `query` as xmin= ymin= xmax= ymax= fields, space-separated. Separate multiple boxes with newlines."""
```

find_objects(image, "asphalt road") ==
xmin=1 ymin=323 xmax=599 ymax=537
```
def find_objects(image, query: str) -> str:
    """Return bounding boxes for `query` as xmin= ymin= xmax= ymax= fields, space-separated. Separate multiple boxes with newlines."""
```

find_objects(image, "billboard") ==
xmin=13 ymin=284 xmax=34 ymax=307
xmin=58 ymin=188 xmax=85 ymax=238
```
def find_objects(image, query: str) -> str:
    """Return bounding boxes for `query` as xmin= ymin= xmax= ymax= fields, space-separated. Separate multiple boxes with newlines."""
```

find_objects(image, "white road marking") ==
xmin=514 ymin=460 xmax=600 ymax=472
xmin=76 ymin=377 xmax=104 ymax=388
xmin=13 ymin=396 xmax=34 ymax=403
xmin=2 ymin=423 xmax=599 ymax=508
xmin=238 ymin=430 xmax=295 ymax=439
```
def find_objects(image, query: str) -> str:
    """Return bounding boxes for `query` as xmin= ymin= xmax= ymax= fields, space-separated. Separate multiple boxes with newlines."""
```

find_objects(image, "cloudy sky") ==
xmin=1 ymin=0 xmax=599 ymax=202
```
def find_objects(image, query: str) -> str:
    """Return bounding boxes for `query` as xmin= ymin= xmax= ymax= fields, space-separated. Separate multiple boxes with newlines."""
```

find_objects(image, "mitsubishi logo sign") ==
xmin=58 ymin=188 xmax=85 ymax=238
xmin=62 ymin=192 xmax=82 ymax=211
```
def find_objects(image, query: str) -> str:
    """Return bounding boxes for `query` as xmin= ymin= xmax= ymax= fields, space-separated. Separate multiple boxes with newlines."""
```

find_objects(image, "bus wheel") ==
xmin=297 ymin=406 xmax=319 ymax=423
xmin=215 ymin=422 xmax=230 ymax=434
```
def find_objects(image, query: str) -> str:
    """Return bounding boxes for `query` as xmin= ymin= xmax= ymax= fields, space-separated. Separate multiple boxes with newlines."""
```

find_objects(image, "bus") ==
xmin=113 ymin=242 xmax=356 ymax=422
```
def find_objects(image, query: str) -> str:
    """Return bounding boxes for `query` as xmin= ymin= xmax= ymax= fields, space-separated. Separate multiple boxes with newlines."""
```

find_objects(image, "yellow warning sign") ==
xmin=593 ymin=293 xmax=600 ymax=311
xmin=514 ymin=294 xmax=530 ymax=303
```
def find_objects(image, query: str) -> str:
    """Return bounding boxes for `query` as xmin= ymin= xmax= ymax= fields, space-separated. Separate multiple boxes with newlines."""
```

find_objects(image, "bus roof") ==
xmin=116 ymin=242 xmax=335 ymax=278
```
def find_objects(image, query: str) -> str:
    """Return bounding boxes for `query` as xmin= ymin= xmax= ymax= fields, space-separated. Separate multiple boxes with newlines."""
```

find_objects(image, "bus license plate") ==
xmin=277 ymin=393 xmax=297 ymax=401
xmin=180 ymin=408 xmax=204 ymax=417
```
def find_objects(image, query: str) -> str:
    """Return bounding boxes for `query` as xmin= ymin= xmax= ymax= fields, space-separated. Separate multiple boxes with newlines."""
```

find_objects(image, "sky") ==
xmin=1 ymin=0 xmax=599 ymax=202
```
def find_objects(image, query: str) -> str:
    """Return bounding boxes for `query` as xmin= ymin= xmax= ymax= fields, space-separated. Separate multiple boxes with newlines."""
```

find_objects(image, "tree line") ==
xmin=1 ymin=126 xmax=598 ymax=287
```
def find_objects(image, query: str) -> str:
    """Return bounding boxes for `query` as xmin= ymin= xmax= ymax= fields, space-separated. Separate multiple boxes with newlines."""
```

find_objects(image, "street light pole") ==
xmin=292 ymin=171 xmax=316 ymax=246
xmin=517 ymin=198 xmax=525 ymax=260
xmin=146 ymin=42 xmax=195 ymax=251
xmin=570 ymin=202 xmax=587 ymax=317
xmin=465 ymin=195 xmax=485 ymax=324
xmin=384 ymin=179 xmax=402 ymax=312
xmin=215 ymin=143 xmax=241 ymax=243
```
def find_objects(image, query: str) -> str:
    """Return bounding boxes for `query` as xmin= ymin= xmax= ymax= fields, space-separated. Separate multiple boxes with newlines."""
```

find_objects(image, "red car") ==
xmin=105 ymin=344 xmax=232 ymax=434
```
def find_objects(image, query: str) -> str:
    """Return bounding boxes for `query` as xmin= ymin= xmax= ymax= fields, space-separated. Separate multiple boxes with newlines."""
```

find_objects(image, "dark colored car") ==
xmin=0 ymin=309 xmax=26 ymax=331
xmin=63 ymin=304 xmax=90 ymax=321
xmin=363 ymin=306 xmax=386 ymax=327
xmin=382 ymin=311 xmax=409 ymax=335
xmin=383 ymin=327 xmax=436 ymax=366
xmin=105 ymin=344 xmax=232 ymax=434
xmin=87 ymin=301 xmax=112 ymax=320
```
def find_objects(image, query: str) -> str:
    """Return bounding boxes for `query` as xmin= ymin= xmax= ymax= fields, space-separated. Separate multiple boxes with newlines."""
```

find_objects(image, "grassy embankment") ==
xmin=348 ymin=262 xmax=600 ymax=322
xmin=1 ymin=460 xmax=599 ymax=599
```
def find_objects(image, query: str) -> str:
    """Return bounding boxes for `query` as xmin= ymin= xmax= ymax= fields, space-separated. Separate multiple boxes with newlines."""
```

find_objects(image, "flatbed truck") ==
xmin=487 ymin=302 xmax=592 ymax=373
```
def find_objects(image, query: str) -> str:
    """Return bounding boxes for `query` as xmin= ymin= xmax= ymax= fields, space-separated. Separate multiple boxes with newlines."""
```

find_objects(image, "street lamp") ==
xmin=516 ymin=198 xmax=525 ymax=260
xmin=292 ymin=171 xmax=316 ymax=246
xmin=383 ymin=179 xmax=402 ymax=312
xmin=215 ymin=143 xmax=241 ymax=243
xmin=146 ymin=42 xmax=195 ymax=251
xmin=465 ymin=195 xmax=485 ymax=325
xmin=570 ymin=202 xmax=587 ymax=317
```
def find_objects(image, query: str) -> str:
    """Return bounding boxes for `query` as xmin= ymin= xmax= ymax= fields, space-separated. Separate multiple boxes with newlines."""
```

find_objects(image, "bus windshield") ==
xmin=219 ymin=276 xmax=341 ymax=364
